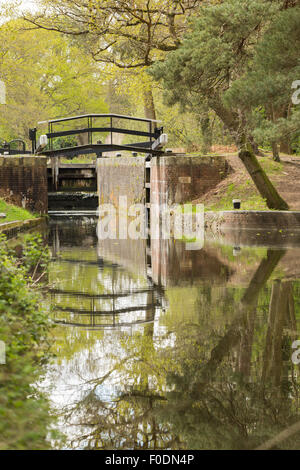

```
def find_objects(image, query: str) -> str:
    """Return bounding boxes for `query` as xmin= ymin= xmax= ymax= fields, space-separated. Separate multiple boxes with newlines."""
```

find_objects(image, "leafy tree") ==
xmin=23 ymin=0 xmax=202 ymax=119
xmin=0 ymin=234 xmax=54 ymax=450
xmin=0 ymin=19 xmax=108 ymax=143
xmin=225 ymin=4 xmax=300 ymax=159
xmin=150 ymin=0 xmax=293 ymax=209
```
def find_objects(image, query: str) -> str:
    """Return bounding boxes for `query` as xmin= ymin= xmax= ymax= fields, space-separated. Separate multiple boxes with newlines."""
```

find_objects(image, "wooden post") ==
xmin=52 ymin=157 xmax=59 ymax=191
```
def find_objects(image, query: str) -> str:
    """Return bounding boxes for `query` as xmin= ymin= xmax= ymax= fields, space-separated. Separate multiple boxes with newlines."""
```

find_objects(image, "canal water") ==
xmin=38 ymin=216 xmax=300 ymax=449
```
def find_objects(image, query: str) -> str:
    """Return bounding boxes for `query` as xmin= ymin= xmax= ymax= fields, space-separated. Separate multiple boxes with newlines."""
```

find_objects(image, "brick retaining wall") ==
xmin=150 ymin=155 xmax=229 ymax=206
xmin=96 ymin=155 xmax=229 ymax=207
xmin=0 ymin=156 xmax=48 ymax=214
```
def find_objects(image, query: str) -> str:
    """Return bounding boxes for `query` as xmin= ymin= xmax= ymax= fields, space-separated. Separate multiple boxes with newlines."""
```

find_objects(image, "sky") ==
xmin=19 ymin=0 xmax=38 ymax=10
xmin=0 ymin=0 xmax=38 ymax=13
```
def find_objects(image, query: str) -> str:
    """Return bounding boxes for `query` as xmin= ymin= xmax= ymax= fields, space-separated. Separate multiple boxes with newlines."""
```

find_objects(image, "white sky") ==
xmin=0 ymin=0 xmax=38 ymax=13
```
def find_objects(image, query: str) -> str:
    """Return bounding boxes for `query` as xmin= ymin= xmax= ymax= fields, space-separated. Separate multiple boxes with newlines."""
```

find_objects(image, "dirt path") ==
xmin=272 ymin=156 xmax=300 ymax=210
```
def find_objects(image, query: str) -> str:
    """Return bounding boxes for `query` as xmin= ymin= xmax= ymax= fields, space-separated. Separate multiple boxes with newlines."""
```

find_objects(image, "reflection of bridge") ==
xmin=49 ymin=217 xmax=164 ymax=329
xmin=49 ymin=277 xmax=161 ymax=330
xmin=49 ymin=286 xmax=160 ymax=299
xmin=48 ymin=217 xmax=231 ymax=330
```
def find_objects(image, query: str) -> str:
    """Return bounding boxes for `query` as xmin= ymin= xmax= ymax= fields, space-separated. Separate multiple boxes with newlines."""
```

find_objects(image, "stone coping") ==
xmin=0 ymin=217 xmax=46 ymax=236
xmin=205 ymin=210 xmax=300 ymax=230
xmin=0 ymin=155 xmax=47 ymax=166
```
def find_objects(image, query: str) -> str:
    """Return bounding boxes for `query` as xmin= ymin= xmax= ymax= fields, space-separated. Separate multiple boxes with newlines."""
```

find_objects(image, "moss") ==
xmin=60 ymin=157 xmax=95 ymax=164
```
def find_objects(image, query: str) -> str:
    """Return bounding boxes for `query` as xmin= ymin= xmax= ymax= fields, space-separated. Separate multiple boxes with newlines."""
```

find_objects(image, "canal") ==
xmin=36 ymin=216 xmax=300 ymax=450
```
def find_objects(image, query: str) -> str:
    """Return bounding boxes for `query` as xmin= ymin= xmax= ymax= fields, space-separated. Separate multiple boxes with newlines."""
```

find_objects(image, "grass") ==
xmin=0 ymin=198 xmax=38 ymax=224
xmin=207 ymin=181 xmax=269 ymax=211
xmin=204 ymin=155 xmax=284 ymax=211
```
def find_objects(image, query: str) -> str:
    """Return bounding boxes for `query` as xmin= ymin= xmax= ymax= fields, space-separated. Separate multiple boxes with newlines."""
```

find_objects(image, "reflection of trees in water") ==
xmin=56 ymin=249 xmax=300 ymax=450
xmin=58 ymin=325 xmax=183 ymax=450
xmin=47 ymin=226 xmax=300 ymax=449
xmin=156 ymin=251 xmax=300 ymax=450
xmin=63 ymin=389 xmax=180 ymax=450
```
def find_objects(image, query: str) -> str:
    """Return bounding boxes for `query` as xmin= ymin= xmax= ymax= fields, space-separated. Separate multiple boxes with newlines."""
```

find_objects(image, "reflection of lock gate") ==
xmin=31 ymin=113 xmax=168 ymax=205
xmin=49 ymin=218 xmax=166 ymax=330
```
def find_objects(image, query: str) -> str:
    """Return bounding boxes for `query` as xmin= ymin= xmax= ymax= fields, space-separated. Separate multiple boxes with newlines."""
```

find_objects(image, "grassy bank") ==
xmin=0 ymin=198 xmax=38 ymax=224
xmin=0 ymin=234 xmax=54 ymax=450
xmin=195 ymin=154 xmax=292 ymax=211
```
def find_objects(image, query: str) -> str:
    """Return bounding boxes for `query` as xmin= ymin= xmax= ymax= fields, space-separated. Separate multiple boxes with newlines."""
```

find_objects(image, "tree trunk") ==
xmin=278 ymin=104 xmax=291 ymax=154
xmin=262 ymin=279 xmax=281 ymax=384
xmin=271 ymin=142 xmax=280 ymax=162
xmin=199 ymin=112 xmax=212 ymax=154
xmin=239 ymin=150 xmax=288 ymax=210
xmin=143 ymin=88 xmax=156 ymax=120
xmin=208 ymin=95 xmax=288 ymax=210
xmin=249 ymin=134 xmax=264 ymax=156
xmin=237 ymin=304 xmax=257 ymax=378
xmin=280 ymin=139 xmax=291 ymax=155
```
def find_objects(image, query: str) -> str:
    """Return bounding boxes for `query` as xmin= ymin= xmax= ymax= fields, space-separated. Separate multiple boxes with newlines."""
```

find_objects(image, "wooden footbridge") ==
xmin=26 ymin=113 xmax=168 ymax=210
xmin=30 ymin=113 xmax=167 ymax=158
xmin=2 ymin=113 xmax=167 ymax=157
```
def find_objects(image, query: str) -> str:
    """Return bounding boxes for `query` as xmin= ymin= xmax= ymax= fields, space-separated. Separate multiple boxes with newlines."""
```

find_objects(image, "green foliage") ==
xmin=151 ymin=0 xmax=300 ymax=153
xmin=0 ymin=234 xmax=54 ymax=449
xmin=151 ymin=0 xmax=274 ymax=106
xmin=21 ymin=234 xmax=51 ymax=275
xmin=52 ymin=135 xmax=78 ymax=151
xmin=0 ymin=19 xmax=108 ymax=144
xmin=225 ymin=5 xmax=300 ymax=153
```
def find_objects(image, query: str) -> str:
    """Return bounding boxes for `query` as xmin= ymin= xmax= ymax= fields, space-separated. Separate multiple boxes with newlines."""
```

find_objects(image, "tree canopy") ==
xmin=0 ymin=19 xmax=108 ymax=143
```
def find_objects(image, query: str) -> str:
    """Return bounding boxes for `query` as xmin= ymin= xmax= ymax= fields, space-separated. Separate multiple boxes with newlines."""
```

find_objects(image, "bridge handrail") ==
xmin=45 ymin=126 xmax=156 ymax=140
xmin=0 ymin=138 xmax=31 ymax=155
xmin=31 ymin=113 xmax=166 ymax=156
xmin=38 ymin=113 xmax=162 ymax=125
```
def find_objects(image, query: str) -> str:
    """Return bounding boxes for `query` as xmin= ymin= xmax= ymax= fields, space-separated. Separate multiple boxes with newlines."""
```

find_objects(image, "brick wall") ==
xmin=0 ymin=156 xmax=48 ymax=214
xmin=150 ymin=155 xmax=229 ymax=206
xmin=97 ymin=154 xmax=229 ymax=207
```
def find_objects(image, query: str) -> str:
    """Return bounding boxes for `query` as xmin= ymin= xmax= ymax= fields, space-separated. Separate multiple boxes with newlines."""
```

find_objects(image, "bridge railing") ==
xmin=31 ymin=113 xmax=165 ymax=157
xmin=0 ymin=138 xmax=31 ymax=155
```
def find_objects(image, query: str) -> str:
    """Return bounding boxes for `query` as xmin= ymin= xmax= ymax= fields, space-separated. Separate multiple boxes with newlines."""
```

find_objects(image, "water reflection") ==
xmin=41 ymin=217 xmax=300 ymax=450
